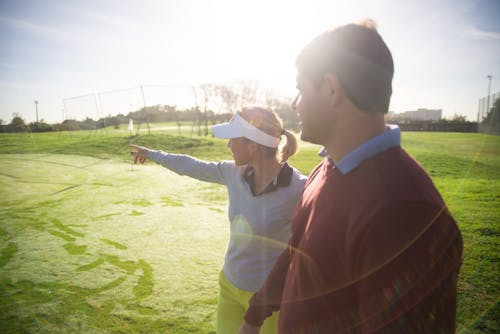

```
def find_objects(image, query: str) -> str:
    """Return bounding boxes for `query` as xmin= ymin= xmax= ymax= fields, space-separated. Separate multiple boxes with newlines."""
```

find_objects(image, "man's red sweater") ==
xmin=244 ymin=147 xmax=463 ymax=333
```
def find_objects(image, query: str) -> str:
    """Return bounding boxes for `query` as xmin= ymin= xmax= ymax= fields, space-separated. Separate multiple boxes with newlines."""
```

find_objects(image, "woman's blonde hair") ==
xmin=239 ymin=106 xmax=298 ymax=163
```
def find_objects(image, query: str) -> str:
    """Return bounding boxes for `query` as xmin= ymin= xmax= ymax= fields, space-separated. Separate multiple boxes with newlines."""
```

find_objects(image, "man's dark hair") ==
xmin=296 ymin=19 xmax=394 ymax=113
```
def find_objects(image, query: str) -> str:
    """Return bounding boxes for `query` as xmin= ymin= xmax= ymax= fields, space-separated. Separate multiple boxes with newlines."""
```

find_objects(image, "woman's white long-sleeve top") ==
xmin=148 ymin=150 xmax=307 ymax=292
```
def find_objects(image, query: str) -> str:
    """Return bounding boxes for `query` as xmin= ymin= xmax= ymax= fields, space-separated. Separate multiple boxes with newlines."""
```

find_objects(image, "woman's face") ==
xmin=228 ymin=137 xmax=253 ymax=166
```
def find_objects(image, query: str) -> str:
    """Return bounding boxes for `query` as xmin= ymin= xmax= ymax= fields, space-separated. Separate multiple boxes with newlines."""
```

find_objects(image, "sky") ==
xmin=1 ymin=0 xmax=499 ymax=123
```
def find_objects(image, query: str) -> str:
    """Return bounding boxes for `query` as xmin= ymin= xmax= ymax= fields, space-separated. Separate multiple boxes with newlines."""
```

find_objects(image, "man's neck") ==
xmin=324 ymin=112 xmax=387 ymax=163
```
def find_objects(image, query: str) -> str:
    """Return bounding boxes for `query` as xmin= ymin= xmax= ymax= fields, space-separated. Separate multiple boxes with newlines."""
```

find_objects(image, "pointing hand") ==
xmin=130 ymin=144 xmax=150 ymax=164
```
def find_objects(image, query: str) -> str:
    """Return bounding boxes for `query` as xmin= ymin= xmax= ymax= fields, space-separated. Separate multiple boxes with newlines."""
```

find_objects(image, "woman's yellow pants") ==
xmin=217 ymin=270 xmax=279 ymax=334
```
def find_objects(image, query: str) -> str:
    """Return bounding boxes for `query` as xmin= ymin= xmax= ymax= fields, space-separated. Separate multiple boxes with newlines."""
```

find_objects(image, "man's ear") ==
xmin=323 ymin=73 xmax=343 ymax=106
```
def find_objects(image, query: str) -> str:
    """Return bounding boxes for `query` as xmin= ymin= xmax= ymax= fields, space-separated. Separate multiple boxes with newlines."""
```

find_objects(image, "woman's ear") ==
xmin=247 ymin=141 xmax=259 ymax=156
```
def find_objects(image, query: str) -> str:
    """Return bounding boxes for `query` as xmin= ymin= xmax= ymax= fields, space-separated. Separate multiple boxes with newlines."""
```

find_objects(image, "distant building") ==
xmin=389 ymin=108 xmax=442 ymax=121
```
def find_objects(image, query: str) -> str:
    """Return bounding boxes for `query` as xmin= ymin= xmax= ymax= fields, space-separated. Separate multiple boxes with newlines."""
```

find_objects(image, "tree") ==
xmin=451 ymin=114 xmax=467 ymax=123
xmin=6 ymin=115 xmax=29 ymax=132
xmin=30 ymin=121 xmax=54 ymax=132
xmin=200 ymin=84 xmax=218 ymax=135
xmin=216 ymin=84 xmax=238 ymax=115
xmin=234 ymin=80 xmax=259 ymax=110
xmin=58 ymin=119 xmax=80 ymax=131
xmin=275 ymin=100 xmax=300 ymax=131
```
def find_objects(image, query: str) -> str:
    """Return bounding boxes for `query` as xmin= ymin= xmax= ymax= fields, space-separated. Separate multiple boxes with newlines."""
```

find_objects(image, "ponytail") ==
xmin=277 ymin=129 xmax=298 ymax=163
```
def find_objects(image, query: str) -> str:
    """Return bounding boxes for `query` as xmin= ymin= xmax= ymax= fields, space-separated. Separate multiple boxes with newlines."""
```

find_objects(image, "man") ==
xmin=239 ymin=20 xmax=463 ymax=333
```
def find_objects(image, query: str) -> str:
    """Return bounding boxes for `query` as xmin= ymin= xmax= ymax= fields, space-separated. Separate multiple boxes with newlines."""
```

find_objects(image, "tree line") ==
xmin=0 ymin=102 xmax=298 ymax=134
xmin=0 ymin=81 xmax=298 ymax=134
xmin=2 ymin=97 xmax=498 ymax=135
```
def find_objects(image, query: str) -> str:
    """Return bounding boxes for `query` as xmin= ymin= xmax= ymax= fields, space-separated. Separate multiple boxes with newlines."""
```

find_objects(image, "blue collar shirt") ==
xmin=319 ymin=124 xmax=401 ymax=175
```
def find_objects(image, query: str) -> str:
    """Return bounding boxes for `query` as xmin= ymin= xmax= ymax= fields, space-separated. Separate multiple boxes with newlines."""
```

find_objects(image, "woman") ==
xmin=131 ymin=106 xmax=306 ymax=333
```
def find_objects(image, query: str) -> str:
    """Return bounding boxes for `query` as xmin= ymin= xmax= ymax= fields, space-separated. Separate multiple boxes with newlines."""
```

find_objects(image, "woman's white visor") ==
xmin=211 ymin=113 xmax=281 ymax=148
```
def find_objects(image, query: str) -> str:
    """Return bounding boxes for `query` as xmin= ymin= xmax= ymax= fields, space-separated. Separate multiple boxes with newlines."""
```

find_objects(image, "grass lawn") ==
xmin=0 ymin=127 xmax=499 ymax=333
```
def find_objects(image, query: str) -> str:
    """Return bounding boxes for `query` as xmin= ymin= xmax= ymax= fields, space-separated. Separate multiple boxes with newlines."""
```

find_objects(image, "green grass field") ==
xmin=0 ymin=127 xmax=499 ymax=333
